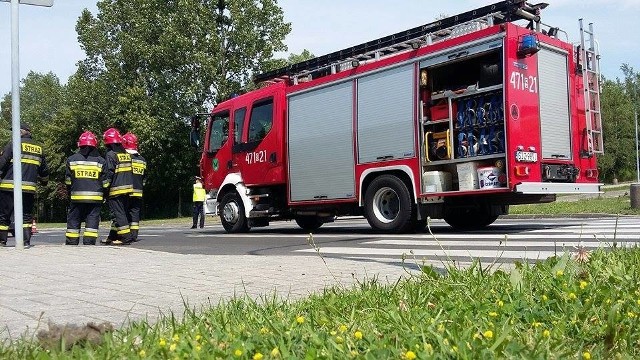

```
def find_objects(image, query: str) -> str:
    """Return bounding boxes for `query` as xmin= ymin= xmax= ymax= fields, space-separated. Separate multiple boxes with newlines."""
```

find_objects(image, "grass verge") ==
xmin=1 ymin=248 xmax=638 ymax=359
xmin=510 ymin=196 xmax=640 ymax=216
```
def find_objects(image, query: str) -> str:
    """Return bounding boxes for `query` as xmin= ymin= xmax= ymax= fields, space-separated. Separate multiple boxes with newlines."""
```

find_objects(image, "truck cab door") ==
xmin=201 ymin=110 xmax=232 ymax=191
xmin=233 ymin=96 xmax=285 ymax=186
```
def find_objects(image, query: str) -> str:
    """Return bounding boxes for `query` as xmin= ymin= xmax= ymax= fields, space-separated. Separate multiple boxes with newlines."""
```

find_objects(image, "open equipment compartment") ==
xmin=419 ymin=45 xmax=507 ymax=194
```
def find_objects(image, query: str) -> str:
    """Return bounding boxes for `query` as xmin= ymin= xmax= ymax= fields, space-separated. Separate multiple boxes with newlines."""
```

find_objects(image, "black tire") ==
xmin=443 ymin=206 xmax=498 ymax=231
xmin=364 ymin=175 xmax=414 ymax=233
xmin=219 ymin=192 xmax=249 ymax=233
xmin=295 ymin=216 xmax=324 ymax=232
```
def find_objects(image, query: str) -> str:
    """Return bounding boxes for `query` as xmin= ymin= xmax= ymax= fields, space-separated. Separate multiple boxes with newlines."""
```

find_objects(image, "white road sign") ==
xmin=0 ymin=0 xmax=53 ymax=6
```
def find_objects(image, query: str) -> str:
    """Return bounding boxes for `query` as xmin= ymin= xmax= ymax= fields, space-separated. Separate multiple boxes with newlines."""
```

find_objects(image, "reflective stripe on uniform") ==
xmin=109 ymin=185 xmax=133 ymax=196
xmin=116 ymin=228 xmax=131 ymax=235
xmin=70 ymin=191 xmax=103 ymax=201
xmin=131 ymin=189 xmax=143 ymax=197
xmin=0 ymin=225 xmax=8 ymax=231
xmin=130 ymin=222 xmax=139 ymax=230
xmin=0 ymin=181 xmax=36 ymax=192
xmin=65 ymin=229 xmax=81 ymax=238
xmin=84 ymin=231 xmax=98 ymax=237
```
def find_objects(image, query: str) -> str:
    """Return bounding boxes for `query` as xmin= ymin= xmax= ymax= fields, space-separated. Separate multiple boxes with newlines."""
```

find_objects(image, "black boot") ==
xmin=23 ymin=228 xmax=32 ymax=248
xmin=131 ymin=229 xmax=139 ymax=242
xmin=0 ymin=230 xmax=7 ymax=246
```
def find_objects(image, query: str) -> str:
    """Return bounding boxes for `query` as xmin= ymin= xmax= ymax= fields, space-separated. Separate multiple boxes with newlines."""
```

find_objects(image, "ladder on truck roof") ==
xmin=579 ymin=19 xmax=604 ymax=156
xmin=254 ymin=0 xmax=548 ymax=84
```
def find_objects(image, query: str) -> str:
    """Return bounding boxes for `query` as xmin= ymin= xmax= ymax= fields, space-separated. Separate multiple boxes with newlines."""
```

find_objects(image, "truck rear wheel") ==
xmin=443 ymin=206 xmax=498 ymax=231
xmin=364 ymin=175 xmax=413 ymax=233
xmin=220 ymin=192 xmax=249 ymax=233
xmin=295 ymin=216 xmax=324 ymax=232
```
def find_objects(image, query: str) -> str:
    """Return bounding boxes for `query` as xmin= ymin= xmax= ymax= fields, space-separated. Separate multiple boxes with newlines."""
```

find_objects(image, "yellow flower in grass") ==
xmin=489 ymin=312 xmax=498 ymax=317
xmin=336 ymin=336 xmax=344 ymax=344
xmin=354 ymin=330 xmax=363 ymax=340
xmin=582 ymin=351 xmax=591 ymax=360
xmin=483 ymin=330 xmax=493 ymax=339
xmin=234 ymin=349 xmax=243 ymax=357
xmin=271 ymin=347 xmax=280 ymax=357
xmin=543 ymin=329 xmax=550 ymax=338
xmin=159 ymin=338 xmax=167 ymax=347
xmin=556 ymin=270 xmax=564 ymax=277
xmin=330 ymin=331 xmax=337 ymax=336
xmin=437 ymin=324 xmax=445 ymax=333
xmin=195 ymin=334 xmax=202 ymax=342
xmin=424 ymin=343 xmax=433 ymax=353
xmin=169 ymin=343 xmax=177 ymax=352
xmin=473 ymin=333 xmax=482 ymax=340
xmin=628 ymin=312 xmax=636 ymax=318
xmin=637 ymin=299 xmax=640 ymax=305
xmin=579 ymin=281 xmax=588 ymax=289
xmin=260 ymin=327 xmax=269 ymax=334
xmin=532 ymin=321 xmax=542 ymax=328
xmin=253 ymin=352 xmax=264 ymax=360
xmin=296 ymin=316 xmax=305 ymax=324
xmin=542 ymin=294 xmax=548 ymax=301
xmin=568 ymin=292 xmax=577 ymax=300
xmin=139 ymin=350 xmax=146 ymax=357
xmin=404 ymin=350 xmax=417 ymax=360
xmin=195 ymin=345 xmax=201 ymax=352
xmin=497 ymin=300 xmax=504 ymax=307
xmin=172 ymin=334 xmax=180 ymax=342
xmin=339 ymin=324 xmax=348 ymax=333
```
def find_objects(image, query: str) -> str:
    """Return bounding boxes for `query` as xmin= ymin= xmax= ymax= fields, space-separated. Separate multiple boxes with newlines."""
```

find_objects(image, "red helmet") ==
xmin=103 ymin=128 xmax=122 ymax=145
xmin=122 ymin=132 xmax=138 ymax=151
xmin=77 ymin=131 xmax=98 ymax=147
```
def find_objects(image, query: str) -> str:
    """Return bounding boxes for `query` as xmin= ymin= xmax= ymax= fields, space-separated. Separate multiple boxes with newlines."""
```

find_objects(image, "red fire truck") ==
xmin=191 ymin=0 xmax=603 ymax=233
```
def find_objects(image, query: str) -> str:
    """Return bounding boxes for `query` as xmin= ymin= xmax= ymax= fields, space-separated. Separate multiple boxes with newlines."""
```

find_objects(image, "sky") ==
xmin=0 ymin=0 xmax=638 ymax=97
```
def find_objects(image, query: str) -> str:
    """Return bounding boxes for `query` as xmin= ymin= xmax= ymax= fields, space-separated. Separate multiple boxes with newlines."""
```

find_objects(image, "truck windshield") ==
xmin=208 ymin=112 xmax=229 ymax=153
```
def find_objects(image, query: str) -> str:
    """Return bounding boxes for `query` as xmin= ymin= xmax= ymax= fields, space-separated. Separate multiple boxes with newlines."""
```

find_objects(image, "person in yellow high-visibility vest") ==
xmin=191 ymin=176 xmax=206 ymax=229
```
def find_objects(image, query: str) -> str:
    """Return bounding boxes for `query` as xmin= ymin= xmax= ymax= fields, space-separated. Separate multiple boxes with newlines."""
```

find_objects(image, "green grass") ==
xmin=1 ymin=248 xmax=639 ymax=359
xmin=510 ymin=196 xmax=640 ymax=216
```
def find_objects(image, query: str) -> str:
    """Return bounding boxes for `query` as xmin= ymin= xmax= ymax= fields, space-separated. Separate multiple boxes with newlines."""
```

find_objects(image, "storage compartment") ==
xmin=423 ymin=171 xmax=452 ymax=193
xmin=429 ymin=50 xmax=502 ymax=93
xmin=456 ymin=162 xmax=479 ymax=191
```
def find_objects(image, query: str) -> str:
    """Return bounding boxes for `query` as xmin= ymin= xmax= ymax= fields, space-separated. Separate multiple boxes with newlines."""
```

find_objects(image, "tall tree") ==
xmin=598 ymin=64 xmax=639 ymax=182
xmin=73 ymin=0 xmax=291 ymax=216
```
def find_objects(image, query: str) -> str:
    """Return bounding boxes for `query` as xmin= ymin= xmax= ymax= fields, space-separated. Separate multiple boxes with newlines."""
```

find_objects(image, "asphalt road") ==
xmin=19 ymin=216 xmax=639 ymax=264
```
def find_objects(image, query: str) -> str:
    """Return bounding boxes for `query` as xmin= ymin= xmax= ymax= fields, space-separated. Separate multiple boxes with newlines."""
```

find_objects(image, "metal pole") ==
xmin=10 ymin=0 xmax=24 ymax=249
xmin=635 ymin=83 xmax=639 ymax=183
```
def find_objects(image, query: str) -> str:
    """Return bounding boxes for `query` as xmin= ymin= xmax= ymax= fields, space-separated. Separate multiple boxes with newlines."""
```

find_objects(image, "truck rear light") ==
xmin=585 ymin=168 xmax=599 ymax=179
xmin=514 ymin=165 xmax=530 ymax=176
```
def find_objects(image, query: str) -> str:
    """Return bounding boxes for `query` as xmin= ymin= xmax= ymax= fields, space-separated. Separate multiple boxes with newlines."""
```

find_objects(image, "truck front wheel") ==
xmin=364 ymin=175 xmax=413 ymax=233
xmin=219 ymin=192 xmax=249 ymax=233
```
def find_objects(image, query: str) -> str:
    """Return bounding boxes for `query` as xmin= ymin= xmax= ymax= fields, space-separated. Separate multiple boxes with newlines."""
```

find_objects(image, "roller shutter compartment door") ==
xmin=288 ymin=82 xmax=355 ymax=202
xmin=538 ymin=48 xmax=572 ymax=160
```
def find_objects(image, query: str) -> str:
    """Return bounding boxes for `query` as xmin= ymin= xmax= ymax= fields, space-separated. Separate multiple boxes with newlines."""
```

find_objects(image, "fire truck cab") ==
xmin=193 ymin=0 xmax=603 ymax=233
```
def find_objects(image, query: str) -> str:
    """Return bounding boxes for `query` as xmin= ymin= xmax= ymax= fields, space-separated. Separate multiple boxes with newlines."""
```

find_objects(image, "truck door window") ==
xmin=208 ymin=111 xmax=229 ymax=153
xmin=234 ymin=107 xmax=247 ymax=145
xmin=248 ymin=99 xmax=273 ymax=143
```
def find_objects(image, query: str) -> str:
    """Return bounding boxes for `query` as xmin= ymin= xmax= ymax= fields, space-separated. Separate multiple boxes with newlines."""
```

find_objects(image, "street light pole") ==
xmin=635 ymin=82 xmax=639 ymax=183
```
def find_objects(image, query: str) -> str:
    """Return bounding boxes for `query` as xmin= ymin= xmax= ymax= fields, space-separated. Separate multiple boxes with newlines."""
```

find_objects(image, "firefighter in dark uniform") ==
xmin=0 ymin=122 xmax=49 ymax=247
xmin=64 ymin=131 xmax=108 ymax=245
xmin=101 ymin=128 xmax=134 ymax=245
xmin=122 ymin=132 xmax=146 ymax=242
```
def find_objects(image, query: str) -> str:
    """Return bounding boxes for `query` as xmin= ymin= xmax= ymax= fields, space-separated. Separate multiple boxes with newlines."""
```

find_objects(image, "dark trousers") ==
xmin=0 ymin=190 xmax=34 ymax=245
xmin=128 ymin=197 xmax=142 ymax=241
xmin=107 ymin=195 xmax=132 ymax=242
xmin=66 ymin=202 xmax=101 ymax=245
xmin=192 ymin=202 xmax=204 ymax=228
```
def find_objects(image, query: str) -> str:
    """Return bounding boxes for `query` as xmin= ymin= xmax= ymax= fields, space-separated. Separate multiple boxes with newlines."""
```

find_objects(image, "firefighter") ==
xmin=64 ymin=131 xmax=108 ymax=245
xmin=101 ymin=128 xmax=134 ymax=245
xmin=122 ymin=132 xmax=146 ymax=242
xmin=191 ymin=176 xmax=206 ymax=229
xmin=0 ymin=122 xmax=49 ymax=247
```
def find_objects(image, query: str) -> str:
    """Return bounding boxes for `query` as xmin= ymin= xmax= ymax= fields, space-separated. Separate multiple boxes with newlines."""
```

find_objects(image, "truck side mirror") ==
xmin=189 ymin=129 xmax=200 ymax=148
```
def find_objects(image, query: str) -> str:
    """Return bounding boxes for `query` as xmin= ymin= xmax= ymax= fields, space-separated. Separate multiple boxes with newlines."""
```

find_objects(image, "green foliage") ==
xmin=0 ymin=0 xmax=293 ymax=219
xmin=599 ymin=65 xmax=640 ymax=182
xmin=2 ymin=248 xmax=639 ymax=358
